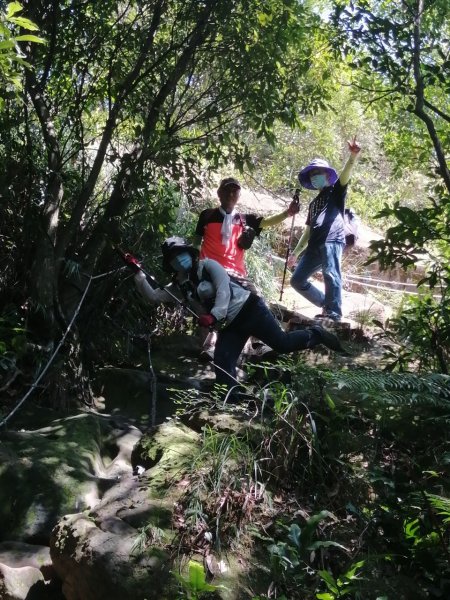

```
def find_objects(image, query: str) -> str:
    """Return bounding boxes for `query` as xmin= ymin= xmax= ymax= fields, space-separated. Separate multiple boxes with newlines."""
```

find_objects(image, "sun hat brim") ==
xmin=298 ymin=159 xmax=338 ymax=190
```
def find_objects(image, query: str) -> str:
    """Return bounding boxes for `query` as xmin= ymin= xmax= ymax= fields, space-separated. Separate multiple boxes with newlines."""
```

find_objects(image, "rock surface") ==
xmin=0 ymin=563 xmax=44 ymax=600
xmin=0 ymin=413 xmax=142 ymax=542
xmin=49 ymin=421 xmax=200 ymax=600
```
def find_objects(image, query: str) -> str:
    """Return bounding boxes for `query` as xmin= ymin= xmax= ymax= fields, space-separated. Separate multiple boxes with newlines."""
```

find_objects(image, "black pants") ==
xmin=214 ymin=295 xmax=319 ymax=389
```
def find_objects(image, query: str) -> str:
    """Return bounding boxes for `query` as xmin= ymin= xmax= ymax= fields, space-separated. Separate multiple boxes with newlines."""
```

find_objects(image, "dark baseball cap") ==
xmin=218 ymin=177 xmax=241 ymax=190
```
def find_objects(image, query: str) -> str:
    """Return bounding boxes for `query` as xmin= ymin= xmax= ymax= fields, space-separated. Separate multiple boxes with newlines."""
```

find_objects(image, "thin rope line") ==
xmin=82 ymin=266 xmax=126 ymax=280
xmin=344 ymin=277 xmax=442 ymax=298
xmin=242 ymin=171 xmax=298 ymax=204
xmin=345 ymin=272 xmax=433 ymax=288
xmin=0 ymin=275 xmax=94 ymax=428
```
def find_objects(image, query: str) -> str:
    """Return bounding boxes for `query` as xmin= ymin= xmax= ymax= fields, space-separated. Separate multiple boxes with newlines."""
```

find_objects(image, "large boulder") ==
xmin=50 ymin=511 xmax=168 ymax=600
xmin=50 ymin=421 xmax=200 ymax=600
xmin=0 ymin=563 xmax=44 ymax=600
xmin=0 ymin=412 xmax=142 ymax=543
xmin=0 ymin=541 xmax=52 ymax=577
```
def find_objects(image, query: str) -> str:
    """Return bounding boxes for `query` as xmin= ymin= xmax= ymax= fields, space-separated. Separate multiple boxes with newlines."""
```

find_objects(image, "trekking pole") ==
xmin=279 ymin=189 xmax=300 ymax=302
xmin=116 ymin=245 xmax=265 ymax=398
xmin=116 ymin=246 xmax=200 ymax=320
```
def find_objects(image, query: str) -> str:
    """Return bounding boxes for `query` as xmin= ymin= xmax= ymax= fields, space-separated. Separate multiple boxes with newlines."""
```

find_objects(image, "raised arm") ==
xmin=260 ymin=197 xmax=300 ymax=229
xmin=339 ymin=137 xmax=361 ymax=186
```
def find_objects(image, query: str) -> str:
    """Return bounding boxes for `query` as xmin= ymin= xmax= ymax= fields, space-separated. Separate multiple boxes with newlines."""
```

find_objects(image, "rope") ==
xmin=0 ymin=267 xmax=117 ymax=429
xmin=344 ymin=275 xmax=442 ymax=299
xmin=344 ymin=282 xmax=442 ymax=299
xmin=147 ymin=333 xmax=157 ymax=427
xmin=345 ymin=272 xmax=430 ymax=288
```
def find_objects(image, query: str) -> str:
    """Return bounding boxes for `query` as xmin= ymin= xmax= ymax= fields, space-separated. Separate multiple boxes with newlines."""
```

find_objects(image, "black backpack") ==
xmin=343 ymin=208 xmax=360 ymax=246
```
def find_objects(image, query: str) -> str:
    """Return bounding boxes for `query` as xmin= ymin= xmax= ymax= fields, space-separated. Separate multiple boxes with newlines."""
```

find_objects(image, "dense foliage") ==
xmin=0 ymin=0 xmax=449 ymax=597
xmin=329 ymin=0 xmax=450 ymax=374
xmin=171 ymin=363 xmax=450 ymax=599
xmin=0 ymin=0 xmax=333 ymax=405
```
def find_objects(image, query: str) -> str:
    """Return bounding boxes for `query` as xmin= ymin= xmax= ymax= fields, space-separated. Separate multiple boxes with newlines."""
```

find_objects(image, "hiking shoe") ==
xmin=248 ymin=343 xmax=277 ymax=359
xmin=314 ymin=311 xmax=341 ymax=322
xmin=325 ymin=313 xmax=341 ymax=322
xmin=310 ymin=325 xmax=350 ymax=355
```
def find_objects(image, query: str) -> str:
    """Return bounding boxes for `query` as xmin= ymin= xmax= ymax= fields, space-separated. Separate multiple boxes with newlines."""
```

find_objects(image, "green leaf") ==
xmin=10 ymin=55 xmax=31 ymax=68
xmin=14 ymin=34 xmax=46 ymax=44
xmin=318 ymin=569 xmax=338 ymax=593
xmin=187 ymin=560 xmax=213 ymax=592
xmin=404 ymin=518 xmax=420 ymax=541
xmin=324 ymin=392 xmax=336 ymax=409
xmin=309 ymin=540 xmax=349 ymax=553
xmin=6 ymin=1 xmax=23 ymax=18
xmin=287 ymin=523 xmax=301 ymax=548
xmin=342 ymin=559 xmax=365 ymax=579
xmin=0 ymin=40 xmax=16 ymax=50
xmin=257 ymin=12 xmax=272 ymax=26
xmin=8 ymin=16 xmax=39 ymax=30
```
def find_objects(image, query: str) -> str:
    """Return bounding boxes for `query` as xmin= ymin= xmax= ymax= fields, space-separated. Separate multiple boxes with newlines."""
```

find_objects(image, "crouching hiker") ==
xmin=125 ymin=237 xmax=348 ymax=396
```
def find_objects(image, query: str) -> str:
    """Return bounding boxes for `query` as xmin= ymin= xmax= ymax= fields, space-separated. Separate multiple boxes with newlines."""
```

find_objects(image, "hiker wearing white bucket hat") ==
xmin=288 ymin=137 xmax=361 ymax=321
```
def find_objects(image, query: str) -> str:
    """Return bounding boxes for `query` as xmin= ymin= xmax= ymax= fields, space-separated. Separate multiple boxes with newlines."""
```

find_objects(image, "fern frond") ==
xmin=425 ymin=493 xmax=450 ymax=524
xmin=332 ymin=371 xmax=450 ymax=408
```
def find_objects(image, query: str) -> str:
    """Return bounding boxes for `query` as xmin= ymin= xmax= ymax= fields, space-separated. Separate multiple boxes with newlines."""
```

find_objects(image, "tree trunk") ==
xmin=412 ymin=0 xmax=450 ymax=193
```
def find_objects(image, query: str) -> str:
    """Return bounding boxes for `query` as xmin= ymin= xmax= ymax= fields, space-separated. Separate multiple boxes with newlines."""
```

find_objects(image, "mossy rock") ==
xmin=0 ymin=413 xmax=114 ymax=542
xmin=132 ymin=420 xmax=200 ymax=474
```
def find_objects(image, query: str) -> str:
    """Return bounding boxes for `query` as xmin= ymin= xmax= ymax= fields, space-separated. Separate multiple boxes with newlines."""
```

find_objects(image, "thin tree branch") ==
xmin=412 ymin=0 xmax=450 ymax=192
xmin=423 ymin=99 xmax=450 ymax=124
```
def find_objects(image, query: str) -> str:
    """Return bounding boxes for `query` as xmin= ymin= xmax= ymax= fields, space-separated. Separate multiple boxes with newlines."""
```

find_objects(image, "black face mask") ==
xmin=237 ymin=226 xmax=256 ymax=250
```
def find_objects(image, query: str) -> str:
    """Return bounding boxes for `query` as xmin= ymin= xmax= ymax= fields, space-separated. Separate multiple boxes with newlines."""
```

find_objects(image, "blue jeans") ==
xmin=290 ymin=242 xmax=344 ymax=319
xmin=214 ymin=295 xmax=319 ymax=389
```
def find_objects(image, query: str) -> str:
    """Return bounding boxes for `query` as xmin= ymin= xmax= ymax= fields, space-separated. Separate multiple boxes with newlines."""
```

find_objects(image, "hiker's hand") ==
xmin=198 ymin=314 xmax=216 ymax=328
xmin=287 ymin=252 xmax=297 ymax=269
xmin=124 ymin=253 xmax=141 ymax=273
xmin=287 ymin=198 xmax=300 ymax=216
xmin=348 ymin=136 xmax=361 ymax=155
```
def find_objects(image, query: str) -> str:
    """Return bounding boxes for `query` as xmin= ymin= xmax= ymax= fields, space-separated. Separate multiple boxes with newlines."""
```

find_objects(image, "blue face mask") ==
xmin=170 ymin=251 xmax=192 ymax=272
xmin=310 ymin=173 xmax=328 ymax=189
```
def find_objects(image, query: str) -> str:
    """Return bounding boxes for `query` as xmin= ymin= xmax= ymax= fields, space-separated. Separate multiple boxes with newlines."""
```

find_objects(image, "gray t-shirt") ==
xmin=133 ymin=258 xmax=250 ymax=326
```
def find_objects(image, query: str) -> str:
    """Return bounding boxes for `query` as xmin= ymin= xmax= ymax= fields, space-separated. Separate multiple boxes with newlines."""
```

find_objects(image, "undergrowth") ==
xmin=169 ymin=361 xmax=450 ymax=599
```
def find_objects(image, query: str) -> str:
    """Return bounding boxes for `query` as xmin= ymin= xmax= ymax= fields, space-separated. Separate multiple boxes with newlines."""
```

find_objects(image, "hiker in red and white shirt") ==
xmin=195 ymin=177 xmax=299 ymax=292
xmin=194 ymin=177 xmax=299 ymax=357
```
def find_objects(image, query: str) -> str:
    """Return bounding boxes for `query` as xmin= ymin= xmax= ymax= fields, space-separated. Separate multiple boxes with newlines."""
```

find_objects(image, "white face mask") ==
xmin=170 ymin=252 xmax=192 ymax=272
xmin=310 ymin=173 xmax=328 ymax=189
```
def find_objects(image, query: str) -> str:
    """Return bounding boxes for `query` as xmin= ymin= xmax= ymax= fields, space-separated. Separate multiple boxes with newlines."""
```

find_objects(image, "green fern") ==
xmin=332 ymin=370 xmax=450 ymax=407
xmin=425 ymin=493 xmax=450 ymax=524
